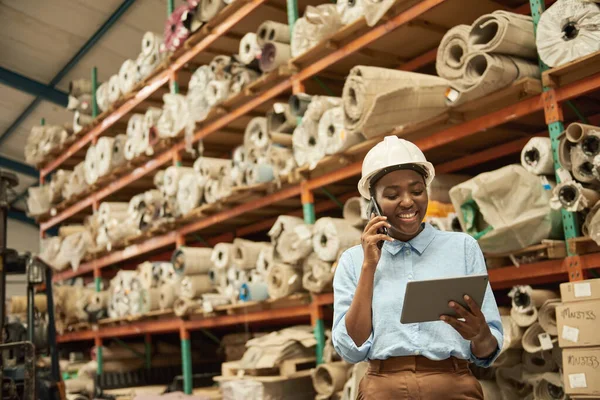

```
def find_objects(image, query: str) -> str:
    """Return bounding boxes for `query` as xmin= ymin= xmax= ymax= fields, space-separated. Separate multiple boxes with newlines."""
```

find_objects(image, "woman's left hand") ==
xmin=441 ymin=295 xmax=497 ymax=358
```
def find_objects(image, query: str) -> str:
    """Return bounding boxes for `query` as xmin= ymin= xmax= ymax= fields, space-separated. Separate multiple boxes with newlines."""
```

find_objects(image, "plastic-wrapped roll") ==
xmin=468 ymin=11 xmax=537 ymax=59
xmin=107 ymin=74 xmax=121 ymax=104
xmin=267 ymin=146 xmax=296 ymax=179
xmin=157 ymin=94 xmax=190 ymax=138
xmin=239 ymin=282 xmax=269 ymax=302
xmin=96 ymin=82 xmax=110 ymax=112
xmin=87 ymin=291 xmax=109 ymax=313
xmin=124 ymin=138 xmax=138 ymax=161
xmin=199 ymin=0 xmax=226 ymax=21
xmin=211 ymin=243 xmax=234 ymax=270
xmin=244 ymin=117 xmax=270 ymax=152
xmin=522 ymin=322 xmax=558 ymax=353
xmin=292 ymin=119 xmax=323 ymax=169
xmin=239 ymin=33 xmax=262 ymax=66
xmin=176 ymin=173 xmax=203 ymax=215
xmin=63 ymin=162 xmax=87 ymax=199
xmin=232 ymin=239 xmax=271 ymax=270
xmin=521 ymin=137 xmax=554 ymax=176
xmin=49 ymin=170 xmax=71 ymax=203
xmin=551 ymin=180 xmax=600 ymax=212
xmin=209 ymin=55 xmax=233 ymax=80
xmin=141 ymin=32 xmax=163 ymax=57
xmin=26 ymin=186 xmax=51 ymax=217
xmin=163 ymin=166 xmax=195 ymax=197
xmin=73 ymin=111 xmax=93 ymax=134
xmin=98 ymin=202 xmax=129 ymax=224
xmin=187 ymin=88 xmax=210 ymax=125
xmin=118 ymin=59 xmax=139 ymax=95
xmin=291 ymin=5 xmax=342 ymax=58
xmin=570 ymin=145 xmax=598 ymax=184
xmin=268 ymin=216 xmax=312 ymax=263
xmin=312 ymin=362 xmax=350 ymax=397
xmin=336 ymin=0 xmax=365 ymax=25
xmin=164 ymin=4 xmax=191 ymax=52
xmin=180 ymin=275 xmax=213 ymax=299
xmin=343 ymin=197 xmax=368 ymax=228
xmin=267 ymin=263 xmax=303 ymax=299
xmin=127 ymin=114 xmax=144 ymax=140
xmin=136 ymin=262 xmax=162 ymax=288
xmin=259 ymin=42 xmax=291 ymax=73
xmin=95 ymin=135 xmax=126 ymax=177
xmin=509 ymin=286 xmax=558 ymax=328
xmin=245 ymin=163 xmax=274 ymax=185
xmin=538 ymin=299 xmax=560 ymax=336
xmin=522 ymin=350 xmax=557 ymax=373
xmin=206 ymin=79 xmax=231 ymax=107
xmin=193 ymin=156 xmax=231 ymax=180
xmin=257 ymin=21 xmax=290 ymax=46
xmin=159 ymin=284 xmax=176 ymax=310
xmin=84 ymin=145 xmax=98 ymax=185
xmin=58 ymin=230 xmax=93 ymax=271
xmin=303 ymin=253 xmax=334 ymax=294
xmin=39 ymin=237 xmax=62 ymax=267
xmin=256 ymin=245 xmax=274 ymax=277
xmin=172 ymin=247 xmax=213 ymax=276
xmin=436 ymin=25 xmax=470 ymax=81
xmin=136 ymin=51 xmax=161 ymax=81
xmin=312 ymin=217 xmax=361 ymax=262
xmin=536 ymin=0 xmax=600 ymax=68
xmin=190 ymin=66 xmax=214 ymax=91
xmin=319 ymin=106 xmax=363 ymax=155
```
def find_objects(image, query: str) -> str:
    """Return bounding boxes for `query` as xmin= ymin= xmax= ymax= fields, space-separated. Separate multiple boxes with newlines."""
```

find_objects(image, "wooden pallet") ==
xmin=485 ymin=240 xmax=566 ymax=269
xmin=543 ymin=50 xmax=600 ymax=88
xmin=567 ymin=236 xmax=600 ymax=257
xmin=220 ymin=357 xmax=316 ymax=378
xmin=212 ymin=293 xmax=311 ymax=316
xmin=97 ymin=308 xmax=174 ymax=326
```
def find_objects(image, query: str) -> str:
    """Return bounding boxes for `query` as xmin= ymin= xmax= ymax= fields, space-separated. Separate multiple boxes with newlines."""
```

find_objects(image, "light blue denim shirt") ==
xmin=332 ymin=223 xmax=503 ymax=367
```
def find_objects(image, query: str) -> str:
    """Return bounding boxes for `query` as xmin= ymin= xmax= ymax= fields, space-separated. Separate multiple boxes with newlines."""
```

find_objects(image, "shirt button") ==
xmin=415 ymin=350 xmax=421 ymax=355
xmin=405 ymin=249 xmax=410 ymax=255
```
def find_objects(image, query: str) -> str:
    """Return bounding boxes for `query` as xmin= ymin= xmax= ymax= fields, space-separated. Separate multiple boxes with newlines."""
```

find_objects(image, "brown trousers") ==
xmin=358 ymin=356 xmax=484 ymax=400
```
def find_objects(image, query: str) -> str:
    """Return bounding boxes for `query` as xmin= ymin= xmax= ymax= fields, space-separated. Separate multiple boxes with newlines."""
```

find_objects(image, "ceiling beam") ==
xmin=0 ymin=156 xmax=37 ymax=178
xmin=0 ymin=67 xmax=68 ymax=106
xmin=0 ymin=0 xmax=137 ymax=147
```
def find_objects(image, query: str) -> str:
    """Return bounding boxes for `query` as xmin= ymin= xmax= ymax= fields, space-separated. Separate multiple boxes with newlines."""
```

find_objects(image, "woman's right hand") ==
xmin=361 ymin=215 xmax=392 ymax=270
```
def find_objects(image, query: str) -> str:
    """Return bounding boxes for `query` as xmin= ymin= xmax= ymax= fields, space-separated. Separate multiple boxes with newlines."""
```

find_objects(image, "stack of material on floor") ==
xmin=536 ymin=0 xmax=600 ymax=68
xmin=293 ymin=95 xmax=357 ymax=169
xmin=436 ymin=11 xmax=541 ymax=106
xmin=241 ymin=326 xmax=316 ymax=369
xmin=220 ymin=333 xmax=257 ymax=362
xmin=342 ymin=67 xmax=450 ymax=139
xmin=551 ymin=123 xmax=600 ymax=245
xmin=291 ymin=4 xmax=342 ymax=57
xmin=24 ymin=124 xmax=72 ymax=165
xmin=449 ymin=164 xmax=562 ymax=254
xmin=53 ymin=285 xmax=95 ymax=333
xmin=556 ymin=278 xmax=600 ymax=398
xmin=257 ymin=21 xmax=291 ymax=73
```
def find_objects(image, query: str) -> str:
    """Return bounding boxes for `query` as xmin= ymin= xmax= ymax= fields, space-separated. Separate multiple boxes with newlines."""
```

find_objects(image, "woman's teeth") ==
xmin=399 ymin=211 xmax=417 ymax=219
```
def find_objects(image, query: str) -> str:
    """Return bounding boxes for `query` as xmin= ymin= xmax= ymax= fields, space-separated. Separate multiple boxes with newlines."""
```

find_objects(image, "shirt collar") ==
xmin=383 ymin=223 xmax=437 ymax=255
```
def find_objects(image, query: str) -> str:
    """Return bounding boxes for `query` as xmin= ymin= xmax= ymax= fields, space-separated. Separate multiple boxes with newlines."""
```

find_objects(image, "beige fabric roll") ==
xmin=501 ymin=315 xmax=525 ymax=350
xmin=138 ymin=288 xmax=160 ymax=313
xmin=509 ymin=286 xmax=558 ymax=328
xmin=552 ymin=179 xmax=600 ymax=212
xmin=232 ymin=239 xmax=271 ymax=270
xmin=87 ymin=291 xmax=109 ymax=313
xmin=302 ymin=253 xmax=334 ymax=294
xmin=521 ymin=137 xmax=555 ymax=176
xmin=63 ymin=162 xmax=87 ymax=200
xmin=522 ymin=349 xmax=557 ymax=374
xmin=267 ymin=145 xmax=296 ymax=179
xmin=343 ymin=197 xmax=368 ymax=228
xmin=312 ymin=362 xmax=351 ymax=397
xmin=478 ymin=380 xmax=503 ymax=400
xmin=256 ymin=245 xmax=274 ymax=277
xmin=176 ymin=173 xmax=203 ymax=215
xmin=211 ymin=243 xmax=234 ymax=270
xmin=193 ymin=156 xmax=231 ymax=180
xmin=436 ymin=25 xmax=471 ymax=81
xmin=538 ymin=299 xmax=561 ymax=336
xmin=312 ymin=217 xmax=361 ymax=262
xmin=27 ymin=185 xmax=52 ymax=216
xmin=337 ymin=0 xmax=364 ymax=25
xmin=118 ymin=59 xmax=139 ymax=95
xmin=172 ymin=246 xmax=213 ymax=276
xmin=292 ymin=117 xmax=324 ymax=169
xmin=239 ymin=32 xmax=262 ymax=65
xmin=522 ymin=322 xmax=558 ymax=353
xmin=163 ymin=166 xmax=195 ymax=197
xmin=319 ymin=106 xmax=363 ymax=156
xmin=84 ymin=145 xmax=98 ymax=185
xmin=496 ymin=364 xmax=533 ymax=400
xmin=107 ymin=74 xmax=121 ymax=104
xmin=529 ymin=372 xmax=566 ymax=400
xmin=230 ymin=67 xmax=260 ymax=94
xmin=189 ymin=65 xmax=214 ymax=91
xmin=256 ymin=21 xmax=290 ymax=47
xmin=206 ymin=79 xmax=231 ymax=107
xmin=244 ymin=117 xmax=270 ymax=153
xmin=57 ymin=230 xmax=93 ymax=271
xmin=259 ymin=41 xmax=292 ymax=73
xmin=362 ymin=0 xmax=397 ymax=27
xmin=468 ymin=11 xmax=537 ymax=59
xmin=156 ymin=93 xmax=190 ymax=139
xmin=159 ymin=284 xmax=176 ymax=310
xmin=204 ymin=177 xmax=233 ymax=204
xmin=291 ymin=5 xmax=343 ymax=58
xmin=342 ymin=67 xmax=449 ymax=138
xmin=49 ymin=170 xmax=71 ymax=203
xmin=268 ymin=216 xmax=314 ymax=264
xmin=267 ymin=263 xmax=303 ymax=299
xmin=180 ymin=275 xmax=212 ymax=299
xmin=96 ymin=82 xmax=110 ymax=112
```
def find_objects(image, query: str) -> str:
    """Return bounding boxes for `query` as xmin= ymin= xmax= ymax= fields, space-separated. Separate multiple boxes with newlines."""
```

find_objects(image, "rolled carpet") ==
xmin=312 ymin=217 xmax=361 ymax=262
xmin=84 ymin=145 xmax=98 ymax=185
xmin=259 ymin=41 xmax=291 ymax=73
xmin=211 ymin=243 xmax=234 ymax=270
xmin=302 ymin=253 xmax=334 ymax=294
xmin=536 ymin=0 xmax=600 ymax=68
xmin=522 ymin=322 xmax=558 ymax=354
xmin=244 ymin=117 xmax=270 ymax=153
xmin=193 ymin=156 xmax=231 ymax=180
xmin=267 ymin=145 xmax=296 ymax=179
xmin=156 ymin=93 xmax=190 ymax=139
xmin=176 ymin=173 xmax=203 ymax=215
xmin=163 ymin=166 xmax=195 ymax=197
xmin=501 ymin=315 xmax=525 ymax=350
xmin=232 ymin=239 xmax=271 ymax=270
xmin=342 ymin=66 xmax=450 ymax=138
xmin=337 ymin=0 xmax=365 ymax=25
xmin=159 ymin=284 xmax=177 ymax=310
xmin=172 ymin=246 xmax=213 ymax=276
xmin=180 ymin=275 xmax=213 ymax=299
xmin=531 ymin=373 xmax=566 ymax=400
xmin=311 ymin=362 xmax=351 ymax=397
xmin=291 ymin=5 xmax=342 ymax=58
xmin=107 ymin=74 xmax=121 ymax=105
xmin=118 ymin=59 xmax=139 ymax=95
xmin=267 ymin=262 xmax=303 ymax=299
xmin=268 ymin=216 xmax=314 ymax=264
xmin=538 ymin=298 xmax=561 ymax=336
xmin=362 ymin=0 xmax=397 ymax=27
xmin=256 ymin=245 xmax=274 ymax=277
xmin=570 ymin=145 xmax=598 ymax=184
xmin=239 ymin=32 xmax=262 ymax=66
xmin=468 ymin=11 xmax=537 ymax=59
xmin=521 ymin=137 xmax=555 ymax=176
xmin=267 ymin=103 xmax=297 ymax=134
xmin=293 ymin=118 xmax=324 ymax=169
xmin=206 ymin=79 xmax=231 ymax=107
xmin=256 ymin=20 xmax=290 ymax=47
xmin=436 ymin=25 xmax=471 ymax=81
xmin=318 ymin=106 xmax=363 ymax=156
xmin=551 ymin=180 xmax=600 ymax=212
xmin=343 ymin=197 xmax=368 ymax=228
xmin=509 ymin=286 xmax=558 ymax=328
xmin=96 ymin=82 xmax=110 ymax=112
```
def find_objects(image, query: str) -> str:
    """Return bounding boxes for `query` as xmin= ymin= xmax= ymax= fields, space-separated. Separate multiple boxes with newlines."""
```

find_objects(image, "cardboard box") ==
xmin=561 ymin=279 xmax=600 ymax=303
xmin=556 ymin=300 xmax=600 ymax=348
xmin=562 ymin=347 xmax=600 ymax=396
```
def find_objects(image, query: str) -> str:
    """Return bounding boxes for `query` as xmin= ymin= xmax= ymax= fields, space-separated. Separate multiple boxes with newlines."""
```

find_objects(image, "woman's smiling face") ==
xmin=374 ymin=169 xmax=428 ymax=242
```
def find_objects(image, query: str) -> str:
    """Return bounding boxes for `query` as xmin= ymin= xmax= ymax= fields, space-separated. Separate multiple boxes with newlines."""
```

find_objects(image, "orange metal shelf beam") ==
xmin=39 ymin=0 xmax=269 ymax=179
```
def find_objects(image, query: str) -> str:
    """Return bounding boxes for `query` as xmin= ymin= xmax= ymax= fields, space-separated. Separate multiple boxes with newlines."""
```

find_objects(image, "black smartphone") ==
xmin=370 ymin=198 xmax=388 ymax=249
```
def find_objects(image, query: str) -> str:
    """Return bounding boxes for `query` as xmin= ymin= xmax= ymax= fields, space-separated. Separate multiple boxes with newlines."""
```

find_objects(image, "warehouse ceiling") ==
xmin=0 ymin=0 xmax=170 ymax=210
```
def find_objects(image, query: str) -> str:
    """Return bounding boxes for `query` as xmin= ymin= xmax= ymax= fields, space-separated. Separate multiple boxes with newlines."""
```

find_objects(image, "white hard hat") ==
xmin=358 ymin=136 xmax=435 ymax=199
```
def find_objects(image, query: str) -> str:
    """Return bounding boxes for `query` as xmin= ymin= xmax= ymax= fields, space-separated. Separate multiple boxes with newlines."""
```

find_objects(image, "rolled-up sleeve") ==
xmin=466 ymin=238 xmax=503 ymax=368
xmin=332 ymin=250 xmax=372 ymax=363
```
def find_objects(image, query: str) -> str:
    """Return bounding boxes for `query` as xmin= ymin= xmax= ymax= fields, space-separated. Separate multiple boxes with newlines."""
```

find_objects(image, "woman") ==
xmin=332 ymin=136 xmax=503 ymax=399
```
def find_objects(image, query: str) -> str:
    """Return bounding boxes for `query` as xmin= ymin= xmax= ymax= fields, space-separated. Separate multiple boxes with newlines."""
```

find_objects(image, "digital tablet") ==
xmin=400 ymin=274 xmax=489 ymax=324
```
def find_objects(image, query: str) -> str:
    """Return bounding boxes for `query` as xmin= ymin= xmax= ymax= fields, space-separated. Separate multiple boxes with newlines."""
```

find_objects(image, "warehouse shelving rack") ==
xmin=32 ymin=0 xmax=600 ymax=393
